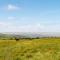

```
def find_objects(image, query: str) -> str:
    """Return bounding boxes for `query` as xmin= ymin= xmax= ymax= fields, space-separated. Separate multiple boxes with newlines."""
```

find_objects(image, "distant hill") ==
xmin=0 ymin=32 xmax=60 ymax=39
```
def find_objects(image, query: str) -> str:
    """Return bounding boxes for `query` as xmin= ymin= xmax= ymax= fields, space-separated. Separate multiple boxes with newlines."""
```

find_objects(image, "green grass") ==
xmin=0 ymin=38 xmax=60 ymax=60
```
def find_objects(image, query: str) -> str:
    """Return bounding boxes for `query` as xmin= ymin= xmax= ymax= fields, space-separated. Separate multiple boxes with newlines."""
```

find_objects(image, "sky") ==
xmin=0 ymin=0 xmax=60 ymax=32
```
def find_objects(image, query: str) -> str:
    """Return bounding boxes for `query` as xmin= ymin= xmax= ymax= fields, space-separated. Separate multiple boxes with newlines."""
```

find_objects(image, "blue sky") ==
xmin=0 ymin=0 xmax=60 ymax=32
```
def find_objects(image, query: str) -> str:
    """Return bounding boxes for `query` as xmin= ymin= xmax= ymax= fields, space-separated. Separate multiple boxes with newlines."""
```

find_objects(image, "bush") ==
xmin=15 ymin=37 xmax=20 ymax=41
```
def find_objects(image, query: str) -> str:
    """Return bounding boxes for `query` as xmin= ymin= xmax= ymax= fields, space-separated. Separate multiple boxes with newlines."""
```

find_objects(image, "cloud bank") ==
xmin=0 ymin=22 xmax=60 ymax=32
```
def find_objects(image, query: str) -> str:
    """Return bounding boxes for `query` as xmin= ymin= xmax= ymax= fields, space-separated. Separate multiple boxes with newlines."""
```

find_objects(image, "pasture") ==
xmin=0 ymin=37 xmax=60 ymax=60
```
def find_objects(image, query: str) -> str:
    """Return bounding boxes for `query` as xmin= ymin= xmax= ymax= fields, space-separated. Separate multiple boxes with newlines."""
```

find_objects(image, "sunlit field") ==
xmin=0 ymin=38 xmax=60 ymax=60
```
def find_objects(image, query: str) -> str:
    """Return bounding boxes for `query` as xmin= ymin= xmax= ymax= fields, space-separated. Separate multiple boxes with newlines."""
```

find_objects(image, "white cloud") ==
xmin=7 ymin=4 xmax=20 ymax=11
xmin=0 ymin=4 xmax=20 ymax=11
xmin=8 ymin=16 xmax=16 ymax=20
xmin=18 ymin=24 xmax=45 ymax=32
xmin=0 ymin=22 xmax=60 ymax=32
xmin=0 ymin=22 xmax=10 ymax=27
xmin=0 ymin=22 xmax=45 ymax=32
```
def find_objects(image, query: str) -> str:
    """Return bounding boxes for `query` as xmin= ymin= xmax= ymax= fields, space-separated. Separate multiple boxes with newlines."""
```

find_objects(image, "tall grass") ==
xmin=0 ymin=38 xmax=60 ymax=60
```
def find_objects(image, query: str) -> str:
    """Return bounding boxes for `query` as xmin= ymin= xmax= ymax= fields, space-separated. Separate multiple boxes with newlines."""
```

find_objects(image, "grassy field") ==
xmin=0 ymin=38 xmax=60 ymax=60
